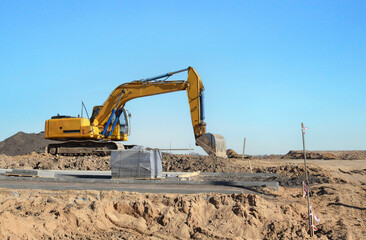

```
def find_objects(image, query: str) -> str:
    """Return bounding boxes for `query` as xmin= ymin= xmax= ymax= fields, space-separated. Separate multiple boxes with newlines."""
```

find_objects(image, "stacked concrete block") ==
xmin=111 ymin=146 xmax=162 ymax=179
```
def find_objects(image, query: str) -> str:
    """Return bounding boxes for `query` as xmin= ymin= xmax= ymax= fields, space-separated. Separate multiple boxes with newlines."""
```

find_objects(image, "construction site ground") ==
xmin=0 ymin=133 xmax=365 ymax=239
xmin=0 ymin=153 xmax=364 ymax=239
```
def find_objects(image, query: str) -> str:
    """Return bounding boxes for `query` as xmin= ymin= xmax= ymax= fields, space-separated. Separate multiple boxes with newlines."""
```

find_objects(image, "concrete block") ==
xmin=111 ymin=146 xmax=162 ymax=179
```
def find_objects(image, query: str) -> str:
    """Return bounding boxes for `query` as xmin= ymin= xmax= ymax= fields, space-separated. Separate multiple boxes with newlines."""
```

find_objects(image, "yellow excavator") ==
xmin=44 ymin=67 xmax=227 ymax=157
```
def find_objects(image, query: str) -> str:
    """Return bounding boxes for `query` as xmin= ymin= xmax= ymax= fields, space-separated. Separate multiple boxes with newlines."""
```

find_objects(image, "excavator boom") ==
xmin=93 ymin=67 xmax=206 ymax=136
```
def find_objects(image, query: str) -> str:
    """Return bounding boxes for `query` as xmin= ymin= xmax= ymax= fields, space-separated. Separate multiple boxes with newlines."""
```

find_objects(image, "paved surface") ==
xmin=0 ymin=177 xmax=256 ymax=194
xmin=0 ymin=169 xmax=279 ymax=194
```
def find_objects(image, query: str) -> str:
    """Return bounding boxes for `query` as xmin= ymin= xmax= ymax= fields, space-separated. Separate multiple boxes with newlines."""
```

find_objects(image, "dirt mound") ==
xmin=226 ymin=149 xmax=252 ymax=159
xmin=332 ymin=151 xmax=366 ymax=160
xmin=254 ymin=164 xmax=345 ymax=187
xmin=0 ymin=189 xmax=308 ymax=239
xmin=162 ymin=153 xmax=247 ymax=172
xmin=0 ymin=153 xmax=111 ymax=171
xmin=0 ymin=153 xmax=364 ymax=238
xmin=282 ymin=150 xmax=366 ymax=160
xmin=0 ymin=132 xmax=55 ymax=156
xmin=1 ymin=179 xmax=364 ymax=240
xmin=0 ymin=153 xmax=341 ymax=187
xmin=0 ymin=153 xmax=235 ymax=172
xmin=283 ymin=151 xmax=337 ymax=160
xmin=253 ymin=154 xmax=285 ymax=159
xmin=226 ymin=149 xmax=240 ymax=158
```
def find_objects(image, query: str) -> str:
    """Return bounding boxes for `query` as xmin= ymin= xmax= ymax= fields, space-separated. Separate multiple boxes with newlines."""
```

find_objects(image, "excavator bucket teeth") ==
xmin=196 ymin=133 xmax=227 ymax=158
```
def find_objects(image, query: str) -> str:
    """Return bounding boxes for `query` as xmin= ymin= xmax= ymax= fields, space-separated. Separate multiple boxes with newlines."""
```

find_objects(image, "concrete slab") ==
xmin=0 ymin=169 xmax=280 ymax=193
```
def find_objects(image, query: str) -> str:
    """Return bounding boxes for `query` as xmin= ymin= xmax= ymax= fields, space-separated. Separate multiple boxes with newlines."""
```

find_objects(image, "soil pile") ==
xmin=0 ymin=153 xmax=111 ymax=171
xmin=162 ymin=153 xmax=246 ymax=172
xmin=226 ymin=149 xmax=252 ymax=159
xmin=0 ymin=153 xmax=343 ymax=187
xmin=0 ymin=132 xmax=55 ymax=156
xmin=0 ymin=189 xmax=308 ymax=239
xmin=282 ymin=151 xmax=337 ymax=160
xmin=282 ymin=150 xmax=366 ymax=160
xmin=254 ymin=165 xmax=344 ymax=187
xmin=0 ymin=178 xmax=364 ymax=239
xmin=226 ymin=149 xmax=240 ymax=158
xmin=0 ymin=153 xmax=365 ymax=238
xmin=0 ymin=153 xmax=243 ymax=172
xmin=330 ymin=151 xmax=366 ymax=160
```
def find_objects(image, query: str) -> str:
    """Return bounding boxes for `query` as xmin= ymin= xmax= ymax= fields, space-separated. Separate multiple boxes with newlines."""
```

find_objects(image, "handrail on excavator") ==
xmin=138 ymin=68 xmax=189 ymax=82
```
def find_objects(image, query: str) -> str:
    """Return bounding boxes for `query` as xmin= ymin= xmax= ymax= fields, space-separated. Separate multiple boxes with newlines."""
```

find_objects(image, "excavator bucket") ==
xmin=196 ymin=133 xmax=227 ymax=158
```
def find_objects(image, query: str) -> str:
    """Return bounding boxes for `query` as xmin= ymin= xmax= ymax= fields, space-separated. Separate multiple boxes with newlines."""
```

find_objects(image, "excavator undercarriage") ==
xmin=46 ymin=140 xmax=125 ymax=156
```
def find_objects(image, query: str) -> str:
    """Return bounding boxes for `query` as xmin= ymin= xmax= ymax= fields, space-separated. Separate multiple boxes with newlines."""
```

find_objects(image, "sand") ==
xmin=0 ymin=153 xmax=365 ymax=239
xmin=0 ymin=132 xmax=365 ymax=239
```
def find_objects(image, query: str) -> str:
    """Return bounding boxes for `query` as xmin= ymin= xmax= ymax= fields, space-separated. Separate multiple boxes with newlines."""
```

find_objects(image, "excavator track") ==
xmin=46 ymin=140 xmax=125 ymax=156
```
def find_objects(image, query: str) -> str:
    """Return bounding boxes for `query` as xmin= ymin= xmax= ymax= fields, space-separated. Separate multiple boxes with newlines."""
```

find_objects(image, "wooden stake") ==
xmin=301 ymin=122 xmax=314 ymax=237
xmin=242 ymin=137 xmax=252 ymax=173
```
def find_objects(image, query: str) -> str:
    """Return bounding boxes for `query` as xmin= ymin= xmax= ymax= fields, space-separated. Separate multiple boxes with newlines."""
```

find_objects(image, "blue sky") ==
xmin=0 ymin=1 xmax=365 ymax=154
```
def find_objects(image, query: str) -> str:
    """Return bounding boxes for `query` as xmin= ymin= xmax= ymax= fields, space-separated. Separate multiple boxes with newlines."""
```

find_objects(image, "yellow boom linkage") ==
xmin=45 ymin=67 xmax=226 ymax=157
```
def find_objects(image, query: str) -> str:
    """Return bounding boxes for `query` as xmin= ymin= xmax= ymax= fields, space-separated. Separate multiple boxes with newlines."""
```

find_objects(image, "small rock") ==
xmin=74 ymin=197 xmax=90 ymax=204
xmin=10 ymin=191 xmax=20 ymax=197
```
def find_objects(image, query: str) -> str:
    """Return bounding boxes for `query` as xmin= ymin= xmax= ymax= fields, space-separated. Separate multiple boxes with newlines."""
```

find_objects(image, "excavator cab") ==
xmin=90 ymin=106 xmax=130 ymax=140
xmin=118 ymin=108 xmax=130 ymax=136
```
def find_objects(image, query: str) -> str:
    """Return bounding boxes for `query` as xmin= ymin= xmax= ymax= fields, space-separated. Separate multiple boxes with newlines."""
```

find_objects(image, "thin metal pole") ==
xmin=302 ymin=123 xmax=310 ymax=185
xmin=82 ymin=101 xmax=90 ymax=119
xmin=242 ymin=138 xmax=252 ymax=173
xmin=241 ymin=137 xmax=245 ymax=160
xmin=189 ymin=144 xmax=192 ymax=166
xmin=301 ymin=122 xmax=313 ymax=237
xmin=81 ymin=101 xmax=83 ymax=118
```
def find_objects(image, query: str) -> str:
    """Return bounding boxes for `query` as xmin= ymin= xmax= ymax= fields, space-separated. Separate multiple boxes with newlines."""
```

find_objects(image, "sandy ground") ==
xmin=0 ymin=153 xmax=365 ymax=239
